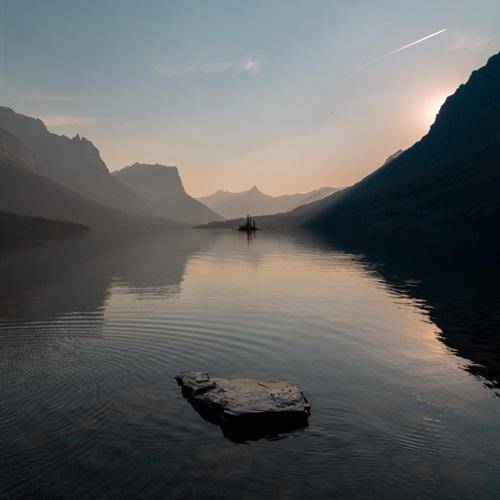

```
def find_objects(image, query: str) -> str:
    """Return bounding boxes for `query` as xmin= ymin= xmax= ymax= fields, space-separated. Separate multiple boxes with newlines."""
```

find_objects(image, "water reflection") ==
xmin=1 ymin=228 xmax=500 ymax=498
xmin=0 ymin=231 xmax=213 ymax=322
xmin=304 ymin=227 xmax=500 ymax=394
xmin=2 ymin=227 xmax=498 ymax=395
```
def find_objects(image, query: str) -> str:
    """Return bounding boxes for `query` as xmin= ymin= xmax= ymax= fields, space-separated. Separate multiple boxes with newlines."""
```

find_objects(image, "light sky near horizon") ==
xmin=1 ymin=0 xmax=499 ymax=197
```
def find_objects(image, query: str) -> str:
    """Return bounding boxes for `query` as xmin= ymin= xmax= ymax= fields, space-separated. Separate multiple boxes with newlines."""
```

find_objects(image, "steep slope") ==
xmin=306 ymin=52 xmax=500 ymax=228
xmin=0 ymin=107 xmax=161 ymax=217
xmin=0 ymin=127 xmax=37 ymax=171
xmin=198 ymin=185 xmax=338 ymax=219
xmin=293 ymin=186 xmax=340 ymax=209
xmin=114 ymin=163 xmax=223 ymax=225
xmin=0 ymin=128 xmax=179 ymax=234
xmin=0 ymin=210 xmax=90 ymax=240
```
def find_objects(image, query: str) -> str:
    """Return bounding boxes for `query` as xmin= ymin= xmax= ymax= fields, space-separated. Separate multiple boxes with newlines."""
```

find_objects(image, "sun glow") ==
xmin=422 ymin=92 xmax=451 ymax=126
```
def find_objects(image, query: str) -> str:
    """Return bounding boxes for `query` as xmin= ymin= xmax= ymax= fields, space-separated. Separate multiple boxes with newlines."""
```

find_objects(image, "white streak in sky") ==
xmin=155 ymin=56 xmax=263 ymax=77
xmin=358 ymin=28 xmax=447 ymax=69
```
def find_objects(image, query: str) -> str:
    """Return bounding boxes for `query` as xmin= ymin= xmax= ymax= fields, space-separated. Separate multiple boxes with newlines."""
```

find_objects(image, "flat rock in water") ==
xmin=175 ymin=372 xmax=311 ymax=441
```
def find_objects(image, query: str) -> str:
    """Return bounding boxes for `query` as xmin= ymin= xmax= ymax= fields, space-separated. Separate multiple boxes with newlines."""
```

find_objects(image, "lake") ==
xmin=1 ymin=229 xmax=499 ymax=499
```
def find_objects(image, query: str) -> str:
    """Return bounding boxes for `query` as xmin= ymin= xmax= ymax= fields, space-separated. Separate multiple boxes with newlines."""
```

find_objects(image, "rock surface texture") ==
xmin=175 ymin=372 xmax=311 ymax=441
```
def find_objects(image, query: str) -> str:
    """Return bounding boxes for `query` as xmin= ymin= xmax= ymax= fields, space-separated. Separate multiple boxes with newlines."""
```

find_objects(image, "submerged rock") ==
xmin=175 ymin=372 xmax=311 ymax=442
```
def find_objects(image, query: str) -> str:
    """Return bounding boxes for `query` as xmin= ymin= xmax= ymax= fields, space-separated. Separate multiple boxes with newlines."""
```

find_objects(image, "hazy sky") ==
xmin=2 ymin=0 xmax=499 ymax=196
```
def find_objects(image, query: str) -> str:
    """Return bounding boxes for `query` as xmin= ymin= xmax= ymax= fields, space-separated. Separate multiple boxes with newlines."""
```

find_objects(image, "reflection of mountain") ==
xmin=0 ymin=232 xmax=212 ymax=322
xmin=0 ymin=210 xmax=90 ymax=239
xmin=309 ymin=228 xmax=500 ymax=393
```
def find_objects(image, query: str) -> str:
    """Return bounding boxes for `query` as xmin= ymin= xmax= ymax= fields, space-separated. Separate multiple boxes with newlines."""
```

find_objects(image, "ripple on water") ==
xmin=1 ymin=233 xmax=500 ymax=499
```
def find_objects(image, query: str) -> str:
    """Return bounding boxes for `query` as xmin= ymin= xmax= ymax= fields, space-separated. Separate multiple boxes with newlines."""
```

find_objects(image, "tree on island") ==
xmin=239 ymin=214 xmax=258 ymax=231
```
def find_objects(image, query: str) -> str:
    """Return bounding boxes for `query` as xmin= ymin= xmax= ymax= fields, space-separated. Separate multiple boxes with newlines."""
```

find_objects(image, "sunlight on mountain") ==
xmin=422 ymin=91 xmax=452 ymax=126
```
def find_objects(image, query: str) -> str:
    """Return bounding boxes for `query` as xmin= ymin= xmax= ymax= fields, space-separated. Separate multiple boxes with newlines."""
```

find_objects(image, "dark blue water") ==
xmin=1 ymin=229 xmax=499 ymax=499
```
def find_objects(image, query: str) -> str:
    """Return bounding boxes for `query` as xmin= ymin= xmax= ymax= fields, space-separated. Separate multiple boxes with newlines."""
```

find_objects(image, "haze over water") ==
xmin=1 ymin=230 xmax=499 ymax=499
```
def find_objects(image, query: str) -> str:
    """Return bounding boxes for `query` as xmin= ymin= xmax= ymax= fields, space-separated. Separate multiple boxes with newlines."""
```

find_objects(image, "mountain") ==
xmin=305 ymin=52 xmax=500 ymax=228
xmin=0 ymin=107 xmax=163 ymax=217
xmin=0 ymin=125 xmax=37 ymax=171
xmin=296 ymin=186 xmax=342 ymax=207
xmin=197 ymin=185 xmax=339 ymax=219
xmin=382 ymin=149 xmax=403 ymax=165
xmin=0 ymin=127 xmax=179 ymax=234
xmin=0 ymin=210 xmax=90 ymax=240
xmin=113 ymin=163 xmax=223 ymax=225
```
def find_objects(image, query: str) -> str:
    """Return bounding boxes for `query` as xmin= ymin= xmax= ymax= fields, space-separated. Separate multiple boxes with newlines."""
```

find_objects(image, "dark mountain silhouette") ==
xmin=0 ymin=210 xmax=90 ymax=240
xmin=382 ymin=149 xmax=403 ymax=165
xmin=198 ymin=185 xmax=338 ymax=219
xmin=114 ymin=163 xmax=223 ymax=225
xmin=296 ymin=186 xmax=342 ymax=207
xmin=306 ymin=52 xmax=500 ymax=228
xmin=0 ymin=127 xmax=180 ymax=234
xmin=0 ymin=107 xmax=164 ymax=217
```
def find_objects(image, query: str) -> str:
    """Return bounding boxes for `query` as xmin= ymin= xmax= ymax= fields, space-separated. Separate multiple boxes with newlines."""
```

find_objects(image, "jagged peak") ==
xmin=0 ymin=106 xmax=49 ymax=136
xmin=120 ymin=162 xmax=178 ymax=173
xmin=0 ymin=107 xmax=101 ymax=160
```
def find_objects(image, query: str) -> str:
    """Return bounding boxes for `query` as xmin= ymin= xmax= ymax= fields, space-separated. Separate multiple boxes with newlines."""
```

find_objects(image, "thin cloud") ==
xmin=242 ymin=58 xmax=263 ymax=75
xmin=447 ymin=32 xmax=490 ymax=52
xmin=40 ymin=114 xmax=94 ymax=126
xmin=358 ymin=28 xmax=447 ymax=69
xmin=156 ymin=63 xmax=197 ymax=77
xmin=24 ymin=94 xmax=78 ymax=102
xmin=155 ymin=56 xmax=263 ymax=77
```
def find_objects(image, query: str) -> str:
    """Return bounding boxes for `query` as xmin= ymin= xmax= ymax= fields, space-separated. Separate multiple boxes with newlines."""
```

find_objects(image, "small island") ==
xmin=238 ymin=214 xmax=259 ymax=232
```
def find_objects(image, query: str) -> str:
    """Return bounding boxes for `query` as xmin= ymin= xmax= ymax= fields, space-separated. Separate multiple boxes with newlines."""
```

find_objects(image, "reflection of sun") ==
xmin=423 ymin=92 xmax=451 ymax=125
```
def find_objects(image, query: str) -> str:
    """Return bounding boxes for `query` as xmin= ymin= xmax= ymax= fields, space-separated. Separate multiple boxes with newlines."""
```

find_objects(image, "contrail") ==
xmin=358 ymin=28 xmax=447 ymax=69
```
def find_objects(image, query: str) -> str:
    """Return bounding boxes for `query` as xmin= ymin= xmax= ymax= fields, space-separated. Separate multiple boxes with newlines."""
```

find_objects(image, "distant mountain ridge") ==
xmin=114 ymin=163 xmax=223 ymax=225
xmin=197 ymin=185 xmax=339 ymax=219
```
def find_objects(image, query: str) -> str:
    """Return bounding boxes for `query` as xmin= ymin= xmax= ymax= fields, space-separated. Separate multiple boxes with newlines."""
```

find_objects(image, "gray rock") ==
xmin=175 ymin=372 xmax=311 ymax=441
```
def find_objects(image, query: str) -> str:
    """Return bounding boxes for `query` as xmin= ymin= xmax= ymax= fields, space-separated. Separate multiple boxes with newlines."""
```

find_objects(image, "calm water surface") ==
xmin=0 ymin=229 xmax=499 ymax=499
